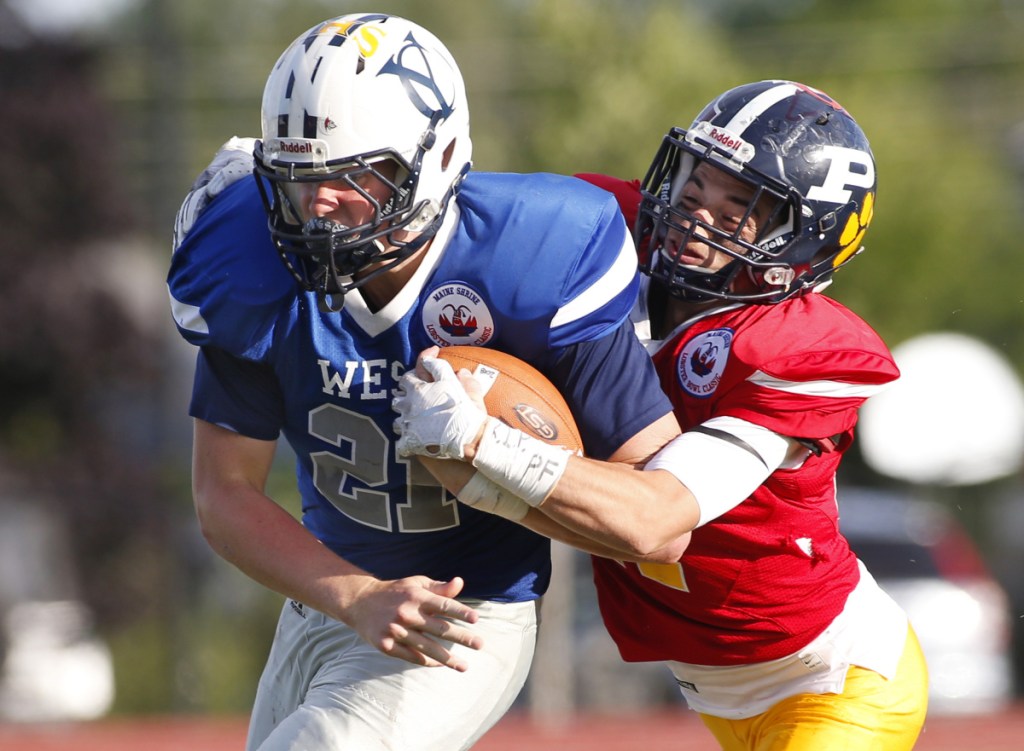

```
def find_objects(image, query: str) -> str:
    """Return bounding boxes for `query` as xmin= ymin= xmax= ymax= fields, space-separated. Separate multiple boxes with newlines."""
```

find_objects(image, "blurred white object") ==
xmin=0 ymin=498 xmax=115 ymax=721
xmin=859 ymin=331 xmax=1024 ymax=485
xmin=839 ymin=487 xmax=1014 ymax=714
xmin=8 ymin=0 xmax=139 ymax=35
xmin=0 ymin=601 xmax=115 ymax=721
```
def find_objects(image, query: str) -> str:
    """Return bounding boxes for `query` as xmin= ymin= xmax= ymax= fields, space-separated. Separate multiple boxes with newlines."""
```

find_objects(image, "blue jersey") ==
xmin=168 ymin=171 xmax=671 ymax=601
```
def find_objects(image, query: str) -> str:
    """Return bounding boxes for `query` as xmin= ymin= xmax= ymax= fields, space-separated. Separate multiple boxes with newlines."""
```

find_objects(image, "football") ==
xmin=436 ymin=346 xmax=583 ymax=453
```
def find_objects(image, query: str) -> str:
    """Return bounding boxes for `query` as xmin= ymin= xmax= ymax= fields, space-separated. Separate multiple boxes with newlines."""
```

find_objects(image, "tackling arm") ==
xmin=396 ymin=359 xmax=697 ymax=559
xmin=478 ymin=411 xmax=699 ymax=558
xmin=417 ymin=455 xmax=691 ymax=562
xmin=396 ymin=360 xmax=811 ymax=557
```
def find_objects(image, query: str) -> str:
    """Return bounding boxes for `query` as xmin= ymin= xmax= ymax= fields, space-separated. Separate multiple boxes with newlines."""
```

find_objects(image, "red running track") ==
xmin=1 ymin=705 xmax=1022 ymax=750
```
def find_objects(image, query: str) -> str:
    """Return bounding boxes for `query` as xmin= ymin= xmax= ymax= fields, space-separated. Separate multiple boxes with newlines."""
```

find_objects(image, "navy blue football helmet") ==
xmin=637 ymin=80 xmax=876 ymax=303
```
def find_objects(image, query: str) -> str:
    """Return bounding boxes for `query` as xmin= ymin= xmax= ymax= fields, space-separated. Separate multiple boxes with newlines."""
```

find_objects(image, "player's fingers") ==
xmin=394 ymin=370 xmax=428 ymax=399
xmin=425 ymin=578 xmax=479 ymax=623
xmin=381 ymin=627 xmax=471 ymax=671
xmin=415 ymin=346 xmax=442 ymax=379
xmin=390 ymin=373 xmax=430 ymax=425
xmin=409 ymin=631 xmax=471 ymax=671
xmin=421 ymin=356 xmax=458 ymax=384
xmin=431 ymin=575 xmax=466 ymax=599
xmin=430 ymin=596 xmax=478 ymax=627
xmin=456 ymin=369 xmax=487 ymax=409
xmin=422 ymin=616 xmax=483 ymax=651
xmin=380 ymin=639 xmax=453 ymax=670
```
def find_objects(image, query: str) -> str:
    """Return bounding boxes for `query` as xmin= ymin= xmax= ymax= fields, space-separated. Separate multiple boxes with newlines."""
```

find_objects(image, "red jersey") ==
xmin=579 ymin=175 xmax=900 ymax=666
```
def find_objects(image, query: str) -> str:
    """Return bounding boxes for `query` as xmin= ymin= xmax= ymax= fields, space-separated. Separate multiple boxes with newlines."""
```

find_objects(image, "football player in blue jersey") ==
xmin=167 ymin=13 xmax=685 ymax=751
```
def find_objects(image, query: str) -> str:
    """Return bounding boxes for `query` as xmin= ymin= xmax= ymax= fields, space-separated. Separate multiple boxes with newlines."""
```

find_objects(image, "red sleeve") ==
xmin=718 ymin=298 xmax=900 ymax=442
xmin=574 ymin=173 xmax=642 ymax=232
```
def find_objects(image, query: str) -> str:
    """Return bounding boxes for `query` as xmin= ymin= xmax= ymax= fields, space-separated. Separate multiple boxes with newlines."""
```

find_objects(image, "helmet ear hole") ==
xmin=817 ymin=211 xmax=839 ymax=233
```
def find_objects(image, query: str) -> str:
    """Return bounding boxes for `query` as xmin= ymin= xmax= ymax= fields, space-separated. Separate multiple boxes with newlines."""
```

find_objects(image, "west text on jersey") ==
xmin=318 ymin=358 xmax=403 ymax=399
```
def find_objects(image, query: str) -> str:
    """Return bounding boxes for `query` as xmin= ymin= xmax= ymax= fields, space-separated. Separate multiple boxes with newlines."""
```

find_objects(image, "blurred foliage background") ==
xmin=2 ymin=0 xmax=1024 ymax=717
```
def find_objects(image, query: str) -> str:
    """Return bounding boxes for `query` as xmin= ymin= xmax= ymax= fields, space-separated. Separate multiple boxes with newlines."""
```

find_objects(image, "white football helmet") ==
xmin=253 ymin=13 xmax=472 ymax=307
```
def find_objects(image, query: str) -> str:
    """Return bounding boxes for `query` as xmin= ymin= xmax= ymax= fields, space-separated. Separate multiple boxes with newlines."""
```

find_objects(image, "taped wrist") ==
xmin=471 ymin=418 xmax=570 ymax=507
xmin=456 ymin=472 xmax=530 ymax=521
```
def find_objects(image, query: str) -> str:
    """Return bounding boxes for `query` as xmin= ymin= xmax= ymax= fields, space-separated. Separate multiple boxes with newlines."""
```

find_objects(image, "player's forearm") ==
xmin=521 ymin=507 xmax=691 ymax=562
xmin=419 ymin=454 xmax=691 ymax=561
xmin=191 ymin=419 xmax=380 ymax=621
xmin=461 ymin=413 xmax=697 ymax=557
xmin=193 ymin=482 xmax=376 ymax=621
xmin=536 ymin=457 xmax=698 ymax=557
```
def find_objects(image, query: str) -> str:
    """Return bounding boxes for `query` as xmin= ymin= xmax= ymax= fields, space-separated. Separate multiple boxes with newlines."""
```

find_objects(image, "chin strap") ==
xmin=314 ymin=229 xmax=439 ymax=313
xmin=317 ymin=290 xmax=347 ymax=314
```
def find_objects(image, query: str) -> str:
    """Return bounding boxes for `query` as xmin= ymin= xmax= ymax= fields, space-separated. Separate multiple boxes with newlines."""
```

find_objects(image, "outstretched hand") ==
xmin=346 ymin=574 xmax=482 ymax=671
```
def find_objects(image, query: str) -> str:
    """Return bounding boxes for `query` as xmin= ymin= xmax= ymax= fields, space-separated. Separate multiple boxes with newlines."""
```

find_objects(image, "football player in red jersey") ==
xmin=395 ymin=81 xmax=928 ymax=750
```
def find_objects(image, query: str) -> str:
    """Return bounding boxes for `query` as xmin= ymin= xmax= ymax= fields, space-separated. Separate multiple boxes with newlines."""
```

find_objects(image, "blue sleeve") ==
xmin=190 ymin=347 xmax=285 ymax=441
xmin=539 ymin=320 xmax=674 ymax=460
xmin=167 ymin=178 xmax=297 ymax=360
xmin=447 ymin=173 xmax=642 ymax=359
xmin=547 ymin=193 xmax=641 ymax=350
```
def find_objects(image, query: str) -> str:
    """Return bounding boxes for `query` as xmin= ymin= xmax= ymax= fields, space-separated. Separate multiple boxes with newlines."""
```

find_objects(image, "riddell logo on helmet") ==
xmin=279 ymin=141 xmax=313 ymax=154
xmin=690 ymin=121 xmax=753 ymax=163
xmin=709 ymin=127 xmax=745 ymax=152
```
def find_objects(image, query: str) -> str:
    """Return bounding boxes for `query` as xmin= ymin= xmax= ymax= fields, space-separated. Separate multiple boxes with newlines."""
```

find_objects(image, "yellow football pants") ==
xmin=699 ymin=627 xmax=928 ymax=751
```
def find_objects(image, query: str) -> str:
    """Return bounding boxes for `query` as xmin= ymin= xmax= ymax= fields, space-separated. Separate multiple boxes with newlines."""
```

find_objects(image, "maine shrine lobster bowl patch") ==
xmin=421 ymin=282 xmax=495 ymax=347
xmin=676 ymin=328 xmax=733 ymax=399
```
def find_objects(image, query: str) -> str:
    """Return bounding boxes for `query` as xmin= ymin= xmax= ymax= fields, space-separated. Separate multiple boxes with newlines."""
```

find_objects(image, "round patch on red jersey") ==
xmin=677 ymin=328 xmax=733 ymax=398
xmin=421 ymin=282 xmax=496 ymax=347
